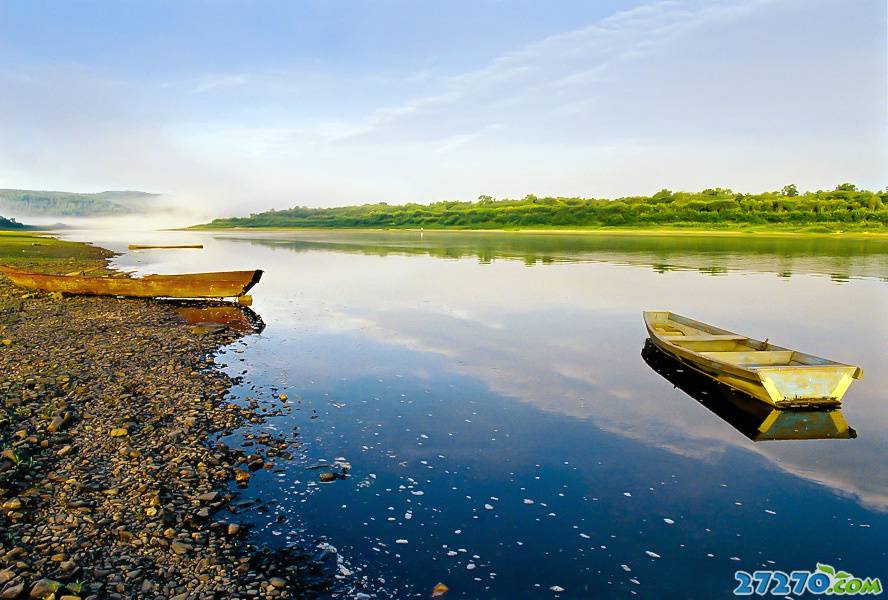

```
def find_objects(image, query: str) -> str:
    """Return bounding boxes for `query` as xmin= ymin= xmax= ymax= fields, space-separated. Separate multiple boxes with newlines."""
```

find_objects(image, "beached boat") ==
xmin=0 ymin=265 xmax=262 ymax=301
xmin=128 ymin=244 xmax=204 ymax=250
xmin=642 ymin=340 xmax=855 ymax=440
xmin=643 ymin=311 xmax=862 ymax=408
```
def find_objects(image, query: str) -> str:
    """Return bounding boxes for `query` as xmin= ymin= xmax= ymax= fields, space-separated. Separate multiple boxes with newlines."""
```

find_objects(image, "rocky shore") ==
xmin=0 ymin=236 xmax=329 ymax=599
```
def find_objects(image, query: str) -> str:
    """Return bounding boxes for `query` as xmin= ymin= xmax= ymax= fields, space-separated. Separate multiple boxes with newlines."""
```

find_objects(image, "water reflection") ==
xmin=641 ymin=341 xmax=857 ymax=441
xmin=215 ymin=230 xmax=888 ymax=280
xmin=61 ymin=229 xmax=888 ymax=512
xmin=167 ymin=300 xmax=265 ymax=334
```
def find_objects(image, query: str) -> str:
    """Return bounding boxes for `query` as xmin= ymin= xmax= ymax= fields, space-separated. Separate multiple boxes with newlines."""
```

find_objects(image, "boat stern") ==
xmin=756 ymin=366 xmax=860 ymax=408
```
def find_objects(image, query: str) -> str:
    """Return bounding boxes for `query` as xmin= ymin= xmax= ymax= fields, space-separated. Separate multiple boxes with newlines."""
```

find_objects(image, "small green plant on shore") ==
xmin=3 ymin=447 xmax=22 ymax=465
xmin=40 ymin=401 xmax=59 ymax=419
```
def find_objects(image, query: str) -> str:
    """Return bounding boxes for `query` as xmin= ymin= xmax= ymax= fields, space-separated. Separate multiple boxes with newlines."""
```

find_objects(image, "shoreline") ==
xmin=186 ymin=226 xmax=888 ymax=240
xmin=0 ymin=232 xmax=329 ymax=599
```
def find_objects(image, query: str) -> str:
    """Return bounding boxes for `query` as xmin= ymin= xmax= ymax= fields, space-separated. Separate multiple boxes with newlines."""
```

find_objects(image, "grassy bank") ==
xmin=0 ymin=230 xmax=112 ymax=273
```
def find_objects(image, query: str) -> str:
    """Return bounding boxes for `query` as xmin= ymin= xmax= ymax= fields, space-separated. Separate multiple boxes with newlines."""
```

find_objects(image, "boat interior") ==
xmin=645 ymin=311 xmax=834 ymax=369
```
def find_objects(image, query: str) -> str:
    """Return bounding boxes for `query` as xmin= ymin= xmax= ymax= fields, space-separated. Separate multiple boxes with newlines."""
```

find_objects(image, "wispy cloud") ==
xmin=0 ymin=0 xmax=883 ymax=210
xmin=192 ymin=73 xmax=249 ymax=93
xmin=319 ymin=0 xmax=795 ymax=144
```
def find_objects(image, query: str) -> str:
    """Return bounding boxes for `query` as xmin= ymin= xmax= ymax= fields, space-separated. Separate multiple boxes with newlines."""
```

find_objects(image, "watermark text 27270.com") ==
xmin=734 ymin=564 xmax=882 ymax=596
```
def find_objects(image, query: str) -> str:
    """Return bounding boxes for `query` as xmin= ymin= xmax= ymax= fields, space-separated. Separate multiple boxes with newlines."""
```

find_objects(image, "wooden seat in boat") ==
xmin=665 ymin=334 xmax=748 ymax=342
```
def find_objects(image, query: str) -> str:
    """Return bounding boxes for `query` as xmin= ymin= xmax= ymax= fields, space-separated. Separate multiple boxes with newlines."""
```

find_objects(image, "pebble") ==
xmin=29 ymin=578 xmax=62 ymax=597
xmin=0 ymin=252 xmax=329 ymax=599
xmin=170 ymin=541 xmax=193 ymax=555
xmin=1 ymin=498 xmax=22 ymax=510
xmin=0 ymin=582 xmax=24 ymax=598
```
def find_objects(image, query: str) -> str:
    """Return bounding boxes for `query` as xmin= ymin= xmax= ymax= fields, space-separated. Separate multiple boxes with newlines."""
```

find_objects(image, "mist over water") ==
xmin=3 ymin=193 xmax=216 ymax=231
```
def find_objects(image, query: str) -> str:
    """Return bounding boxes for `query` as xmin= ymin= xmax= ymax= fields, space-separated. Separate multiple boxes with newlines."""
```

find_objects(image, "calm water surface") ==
xmin=63 ymin=230 xmax=888 ymax=599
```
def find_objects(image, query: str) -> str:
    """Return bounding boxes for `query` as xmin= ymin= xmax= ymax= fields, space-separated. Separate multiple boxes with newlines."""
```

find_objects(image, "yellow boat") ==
xmin=642 ymin=340 xmax=855 ymax=441
xmin=643 ymin=311 xmax=862 ymax=408
xmin=0 ymin=265 xmax=262 ymax=301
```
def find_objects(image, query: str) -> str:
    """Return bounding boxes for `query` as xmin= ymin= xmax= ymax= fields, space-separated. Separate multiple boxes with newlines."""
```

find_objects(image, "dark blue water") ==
xmin=65 ymin=229 xmax=888 ymax=598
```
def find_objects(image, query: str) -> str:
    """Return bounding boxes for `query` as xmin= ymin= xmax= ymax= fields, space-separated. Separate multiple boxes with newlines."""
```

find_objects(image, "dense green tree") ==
xmin=200 ymin=185 xmax=888 ymax=232
xmin=0 ymin=216 xmax=27 ymax=229
xmin=781 ymin=184 xmax=799 ymax=197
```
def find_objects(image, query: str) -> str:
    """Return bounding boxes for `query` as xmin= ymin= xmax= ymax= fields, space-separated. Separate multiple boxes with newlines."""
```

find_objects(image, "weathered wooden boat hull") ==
xmin=643 ymin=311 xmax=861 ymax=408
xmin=0 ymin=265 xmax=262 ymax=299
xmin=642 ymin=340 xmax=856 ymax=441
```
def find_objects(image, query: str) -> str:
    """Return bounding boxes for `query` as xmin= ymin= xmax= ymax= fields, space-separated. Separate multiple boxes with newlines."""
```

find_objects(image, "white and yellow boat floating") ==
xmin=641 ymin=340 xmax=856 ymax=441
xmin=643 ymin=311 xmax=862 ymax=408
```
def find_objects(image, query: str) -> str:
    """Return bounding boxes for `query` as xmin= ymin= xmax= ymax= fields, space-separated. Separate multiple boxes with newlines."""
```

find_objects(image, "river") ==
xmin=60 ymin=229 xmax=888 ymax=599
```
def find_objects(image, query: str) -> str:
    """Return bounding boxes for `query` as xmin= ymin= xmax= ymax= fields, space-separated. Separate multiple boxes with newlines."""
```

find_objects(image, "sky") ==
xmin=0 ymin=0 xmax=885 ymax=217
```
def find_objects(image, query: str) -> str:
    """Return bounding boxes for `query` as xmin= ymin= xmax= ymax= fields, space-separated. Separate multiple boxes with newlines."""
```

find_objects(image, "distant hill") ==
xmin=0 ymin=189 xmax=160 ymax=217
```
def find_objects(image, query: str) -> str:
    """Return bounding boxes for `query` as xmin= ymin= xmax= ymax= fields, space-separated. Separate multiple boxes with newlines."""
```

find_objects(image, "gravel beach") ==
xmin=0 ymin=234 xmax=329 ymax=599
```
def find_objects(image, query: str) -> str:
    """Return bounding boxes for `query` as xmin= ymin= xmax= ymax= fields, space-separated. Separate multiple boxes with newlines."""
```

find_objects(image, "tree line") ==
xmin=201 ymin=184 xmax=888 ymax=231
xmin=0 ymin=216 xmax=27 ymax=230
xmin=0 ymin=189 xmax=156 ymax=217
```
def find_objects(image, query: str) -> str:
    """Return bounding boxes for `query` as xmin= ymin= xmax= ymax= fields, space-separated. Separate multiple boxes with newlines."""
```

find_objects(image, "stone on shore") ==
xmin=29 ymin=578 xmax=62 ymax=598
xmin=0 ymin=582 xmax=24 ymax=598
xmin=170 ymin=541 xmax=193 ymax=555
xmin=0 ymin=239 xmax=324 ymax=599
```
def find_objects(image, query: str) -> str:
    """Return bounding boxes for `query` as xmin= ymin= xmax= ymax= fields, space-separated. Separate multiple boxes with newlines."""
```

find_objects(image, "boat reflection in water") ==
xmin=167 ymin=300 xmax=265 ymax=335
xmin=642 ymin=340 xmax=856 ymax=441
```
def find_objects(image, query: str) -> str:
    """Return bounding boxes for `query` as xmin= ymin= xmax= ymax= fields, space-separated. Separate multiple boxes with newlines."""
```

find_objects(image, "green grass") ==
xmin=0 ymin=231 xmax=112 ymax=274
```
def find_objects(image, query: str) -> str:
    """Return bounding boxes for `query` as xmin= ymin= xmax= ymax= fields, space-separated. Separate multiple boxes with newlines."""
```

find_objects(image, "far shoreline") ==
xmin=184 ymin=225 xmax=888 ymax=240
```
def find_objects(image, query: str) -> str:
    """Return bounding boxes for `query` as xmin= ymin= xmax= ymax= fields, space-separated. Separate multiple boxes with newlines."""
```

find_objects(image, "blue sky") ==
xmin=0 ymin=0 xmax=885 ymax=215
